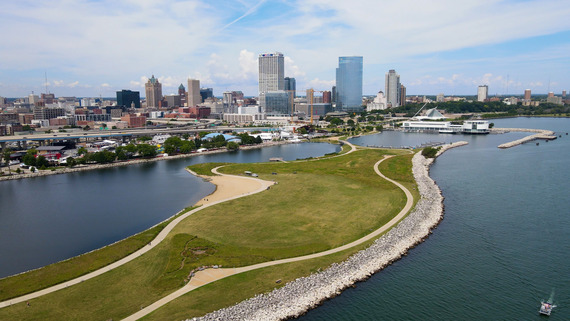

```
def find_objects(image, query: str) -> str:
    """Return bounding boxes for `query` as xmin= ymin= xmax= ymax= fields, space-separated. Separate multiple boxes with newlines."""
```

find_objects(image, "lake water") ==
xmin=301 ymin=118 xmax=570 ymax=320
xmin=0 ymin=142 xmax=339 ymax=278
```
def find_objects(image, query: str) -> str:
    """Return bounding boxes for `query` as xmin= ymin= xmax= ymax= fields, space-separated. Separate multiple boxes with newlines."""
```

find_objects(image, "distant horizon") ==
xmin=2 ymin=92 xmax=564 ymax=101
xmin=1 ymin=1 xmax=568 ymax=98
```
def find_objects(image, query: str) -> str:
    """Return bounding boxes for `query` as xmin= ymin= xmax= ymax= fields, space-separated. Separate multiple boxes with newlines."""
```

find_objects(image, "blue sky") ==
xmin=1 ymin=0 xmax=569 ymax=98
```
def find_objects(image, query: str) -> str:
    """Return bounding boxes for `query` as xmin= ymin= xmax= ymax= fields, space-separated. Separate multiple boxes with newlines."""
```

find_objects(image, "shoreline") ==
xmin=0 ymin=140 xmax=299 ymax=182
xmin=188 ymin=141 xmax=468 ymax=321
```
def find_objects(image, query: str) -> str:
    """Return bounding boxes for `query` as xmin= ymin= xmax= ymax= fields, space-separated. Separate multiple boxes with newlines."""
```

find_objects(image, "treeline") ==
xmin=387 ymin=101 xmax=569 ymax=116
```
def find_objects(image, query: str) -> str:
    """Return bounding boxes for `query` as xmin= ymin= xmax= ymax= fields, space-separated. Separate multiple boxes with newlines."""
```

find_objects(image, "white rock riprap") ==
xmin=187 ymin=141 xmax=468 ymax=321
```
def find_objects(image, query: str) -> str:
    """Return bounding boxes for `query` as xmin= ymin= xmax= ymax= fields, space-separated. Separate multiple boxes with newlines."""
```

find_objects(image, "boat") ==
xmin=539 ymin=301 xmax=556 ymax=316
xmin=438 ymin=129 xmax=455 ymax=134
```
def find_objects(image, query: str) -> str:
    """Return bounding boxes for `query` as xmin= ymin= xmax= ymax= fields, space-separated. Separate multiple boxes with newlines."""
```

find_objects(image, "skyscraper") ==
xmin=400 ymin=84 xmax=406 ymax=106
xmin=178 ymin=84 xmax=186 ymax=106
xmin=187 ymin=79 xmax=201 ymax=107
xmin=144 ymin=75 xmax=162 ymax=108
xmin=335 ymin=56 xmax=363 ymax=111
xmin=284 ymin=77 xmax=296 ymax=96
xmin=258 ymin=53 xmax=284 ymax=94
xmin=385 ymin=69 xmax=401 ymax=108
xmin=477 ymin=85 xmax=488 ymax=102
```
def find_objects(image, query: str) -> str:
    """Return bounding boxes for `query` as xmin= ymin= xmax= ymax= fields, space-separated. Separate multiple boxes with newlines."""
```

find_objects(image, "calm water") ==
xmin=0 ymin=142 xmax=339 ymax=278
xmin=302 ymin=118 xmax=570 ymax=320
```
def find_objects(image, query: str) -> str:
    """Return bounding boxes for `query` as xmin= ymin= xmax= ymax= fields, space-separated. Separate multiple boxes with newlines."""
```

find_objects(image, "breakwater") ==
xmin=188 ymin=141 xmax=468 ymax=321
xmin=493 ymin=128 xmax=556 ymax=148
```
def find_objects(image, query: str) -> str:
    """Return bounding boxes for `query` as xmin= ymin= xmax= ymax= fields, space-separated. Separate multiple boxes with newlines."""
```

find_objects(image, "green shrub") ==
xmin=421 ymin=146 xmax=440 ymax=158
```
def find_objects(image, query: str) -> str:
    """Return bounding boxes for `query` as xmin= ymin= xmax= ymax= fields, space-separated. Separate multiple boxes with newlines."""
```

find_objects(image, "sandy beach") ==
xmin=192 ymin=168 xmax=273 ymax=206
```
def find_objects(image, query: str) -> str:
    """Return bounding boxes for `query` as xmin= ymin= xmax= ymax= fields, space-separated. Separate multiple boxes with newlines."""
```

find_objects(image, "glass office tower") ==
xmin=335 ymin=56 xmax=363 ymax=111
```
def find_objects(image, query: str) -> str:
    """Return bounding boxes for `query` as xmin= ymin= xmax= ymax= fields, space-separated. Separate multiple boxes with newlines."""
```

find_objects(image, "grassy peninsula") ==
xmin=0 ymin=148 xmax=416 ymax=321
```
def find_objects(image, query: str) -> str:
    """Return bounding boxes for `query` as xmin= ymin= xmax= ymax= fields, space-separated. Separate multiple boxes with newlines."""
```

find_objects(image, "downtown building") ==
xmin=144 ymin=75 xmax=162 ymax=108
xmin=259 ymin=52 xmax=289 ymax=115
xmin=335 ymin=56 xmax=363 ymax=112
xmin=385 ymin=69 xmax=401 ymax=107
xmin=477 ymin=85 xmax=488 ymax=102
xmin=187 ymin=79 xmax=202 ymax=107
xmin=116 ymin=90 xmax=141 ymax=109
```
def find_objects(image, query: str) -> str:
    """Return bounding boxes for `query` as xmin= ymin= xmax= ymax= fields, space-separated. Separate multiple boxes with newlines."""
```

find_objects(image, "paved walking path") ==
xmin=122 ymin=153 xmax=413 ymax=321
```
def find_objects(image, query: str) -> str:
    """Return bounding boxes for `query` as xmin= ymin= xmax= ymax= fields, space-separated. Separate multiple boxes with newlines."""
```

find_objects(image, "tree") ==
xmin=422 ymin=146 xmax=440 ymax=158
xmin=329 ymin=118 xmax=343 ymax=126
xmin=22 ymin=125 xmax=34 ymax=132
xmin=77 ymin=147 xmax=88 ymax=156
xmin=66 ymin=157 xmax=77 ymax=167
xmin=375 ymin=125 xmax=383 ymax=132
xmin=22 ymin=149 xmax=38 ymax=166
xmin=36 ymin=155 xmax=49 ymax=168
xmin=489 ymin=122 xmax=495 ymax=128
xmin=226 ymin=141 xmax=239 ymax=151
xmin=138 ymin=136 xmax=152 ymax=142
xmin=254 ymin=136 xmax=263 ymax=144
xmin=3 ymin=150 xmax=12 ymax=175
xmin=179 ymin=140 xmax=195 ymax=154
xmin=297 ymin=127 xmax=308 ymax=135
xmin=137 ymin=144 xmax=157 ymax=158
xmin=163 ymin=136 xmax=183 ymax=154
xmin=83 ymin=125 xmax=91 ymax=131
xmin=347 ymin=119 xmax=355 ymax=126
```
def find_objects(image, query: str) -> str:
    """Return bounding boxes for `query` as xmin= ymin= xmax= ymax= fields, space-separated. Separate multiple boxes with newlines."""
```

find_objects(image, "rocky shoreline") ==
xmin=188 ymin=141 xmax=468 ymax=321
xmin=0 ymin=140 xmax=298 ymax=182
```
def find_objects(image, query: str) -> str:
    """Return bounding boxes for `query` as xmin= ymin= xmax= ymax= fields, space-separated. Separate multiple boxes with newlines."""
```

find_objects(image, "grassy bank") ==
xmin=0 ymin=149 xmax=415 ymax=320
xmin=0 ymin=206 xmax=196 ymax=301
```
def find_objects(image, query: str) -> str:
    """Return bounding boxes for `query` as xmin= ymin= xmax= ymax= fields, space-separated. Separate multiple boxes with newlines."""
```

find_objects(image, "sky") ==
xmin=1 ymin=0 xmax=569 ymax=98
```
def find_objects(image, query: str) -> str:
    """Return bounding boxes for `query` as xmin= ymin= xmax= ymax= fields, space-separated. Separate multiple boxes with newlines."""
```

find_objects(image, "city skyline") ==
xmin=1 ymin=0 xmax=569 ymax=97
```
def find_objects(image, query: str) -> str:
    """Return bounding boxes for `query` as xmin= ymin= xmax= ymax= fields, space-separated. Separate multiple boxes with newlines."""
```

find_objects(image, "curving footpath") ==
xmin=0 ymin=139 xmax=356 ymax=309
xmin=122 ymin=153 xmax=412 ymax=320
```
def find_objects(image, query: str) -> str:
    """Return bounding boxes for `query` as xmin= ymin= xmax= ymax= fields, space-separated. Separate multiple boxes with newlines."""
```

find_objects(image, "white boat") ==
xmin=438 ymin=129 xmax=455 ymax=134
xmin=539 ymin=301 xmax=555 ymax=316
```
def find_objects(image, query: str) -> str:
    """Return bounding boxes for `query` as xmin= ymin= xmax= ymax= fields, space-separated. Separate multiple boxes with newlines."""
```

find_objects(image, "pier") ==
xmin=494 ymin=128 xmax=557 ymax=149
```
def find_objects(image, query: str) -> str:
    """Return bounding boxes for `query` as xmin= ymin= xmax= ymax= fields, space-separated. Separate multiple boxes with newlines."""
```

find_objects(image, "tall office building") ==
xmin=335 ymin=56 xmax=363 ymax=111
xmin=524 ymin=89 xmax=531 ymax=101
xmin=258 ymin=52 xmax=284 ymax=94
xmin=477 ymin=85 xmax=488 ymax=102
xmin=563 ymin=90 xmax=567 ymax=98
xmin=187 ymin=79 xmax=201 ymax=107
xmin=116 ymin=90 xmax=141 ymax=109
xmin=145 ymin=75 xmax=162 ymax=108
xmin=178 ymin=84 xmax=186 ymax=106
xmin=200 ymin=88 xmax=214 ymax=102
xmin=284 ymin=77 xmax=296 ymax=96
xmin=400 ymin=84 xmax=407 ymax=106
xmin=385 ymin=69 xmax=401 ymax=108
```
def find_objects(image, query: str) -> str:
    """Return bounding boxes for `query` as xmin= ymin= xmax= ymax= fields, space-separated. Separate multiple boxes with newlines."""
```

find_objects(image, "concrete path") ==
xmin=122 ymin=154 xmax=414 ymax=321
xmin=0 ymin=168 xmax=273 ymax=309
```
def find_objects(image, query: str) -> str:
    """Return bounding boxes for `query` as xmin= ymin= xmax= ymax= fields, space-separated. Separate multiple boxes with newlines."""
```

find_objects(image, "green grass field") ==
xmin=0 ymin=148 xmax=416 ymax=321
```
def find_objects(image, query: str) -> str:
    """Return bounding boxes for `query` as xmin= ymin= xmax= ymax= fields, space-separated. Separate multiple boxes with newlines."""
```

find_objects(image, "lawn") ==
xmin=0 ymin=148 xmax=416 ymax=321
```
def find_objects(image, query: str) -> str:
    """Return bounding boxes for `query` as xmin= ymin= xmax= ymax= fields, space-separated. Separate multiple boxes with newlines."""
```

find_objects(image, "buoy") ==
xmin=536 ymin=143 xmax=539 ymax=146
